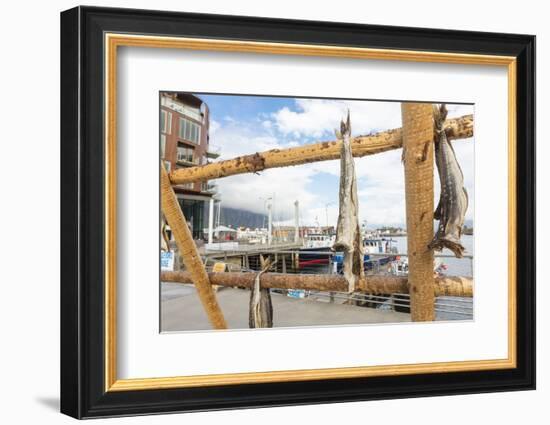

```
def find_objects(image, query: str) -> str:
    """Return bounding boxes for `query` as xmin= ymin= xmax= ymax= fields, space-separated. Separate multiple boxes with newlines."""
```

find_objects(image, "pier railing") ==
xmin=160 ymin=108 xmax=475 ymax=328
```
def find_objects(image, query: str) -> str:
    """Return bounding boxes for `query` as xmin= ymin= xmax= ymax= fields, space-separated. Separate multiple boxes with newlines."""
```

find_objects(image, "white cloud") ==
xmin=208 ymin=100 xmax=474 ymax=227
xmin=213 ymin=122 xmax=280 ymax=160
xmin=210 ymin=120 xmax=319 ymax=218
xmin=215 ymin=166 xmax=319 ymax=219
xmin=272 ymin=98 xmax=402 ymax=139
xmin=275 ymin=203 xmax=340 ymax=229
xmin=208 ymin=119 xmax=221 ymax=138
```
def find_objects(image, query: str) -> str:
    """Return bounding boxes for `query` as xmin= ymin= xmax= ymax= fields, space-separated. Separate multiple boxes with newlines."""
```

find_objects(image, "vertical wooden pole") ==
xmin=401 ymin=103 xmax=435 ymax=321
xmin=160 ymin=163 xmax=227 ymax=329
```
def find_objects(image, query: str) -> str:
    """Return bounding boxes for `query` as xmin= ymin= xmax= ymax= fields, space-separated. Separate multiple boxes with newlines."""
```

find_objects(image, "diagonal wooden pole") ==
xmin=160 ymin=163 xmax=227 ymax=329
xmin=401 ymin=103 xmax=436 ymax=321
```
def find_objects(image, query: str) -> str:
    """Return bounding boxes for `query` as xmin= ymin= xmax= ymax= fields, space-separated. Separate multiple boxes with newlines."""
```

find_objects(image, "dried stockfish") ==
xmin=249 ymin=256 xmax=274 ymax=328
xmin=333 ymin=112 xmax=364 ymax=293
xmin=160 ymin=215 xmax=170 ymax=252
xmin=429 ymin=104 xmax=469 ymax=258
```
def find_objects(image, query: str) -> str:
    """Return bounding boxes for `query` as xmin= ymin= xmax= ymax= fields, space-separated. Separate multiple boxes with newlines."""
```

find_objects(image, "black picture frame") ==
xmin=61 ymin=5 xmax=535 ymax=419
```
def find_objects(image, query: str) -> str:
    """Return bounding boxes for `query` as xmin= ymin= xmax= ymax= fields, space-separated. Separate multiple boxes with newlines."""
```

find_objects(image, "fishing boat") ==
xmin=298 ymin=233 xmax=335 ymax=268
xmin=333 ymin=237 xmax=399 ymax=273
xmin=391 ymin=256 xmax=448 ymax=276
xmin=299 ymin=235 xmax=400 ymax=271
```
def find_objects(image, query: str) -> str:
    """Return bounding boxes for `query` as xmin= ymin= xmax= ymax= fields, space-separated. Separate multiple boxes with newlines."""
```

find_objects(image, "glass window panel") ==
xmin=177 ymin=145 xmax=195 ymax=162
xmin=185 ymin=121 xmax=192 ymax=140
xmin=161 ymin=110 xmax=166 ymax=133
xmin=182 ymin=118 xmax=187 ymax=139
xmin=166 ymin=112 xmax=172 ymax=135
xmin=160 ymin=134 xmax=166 ymax=158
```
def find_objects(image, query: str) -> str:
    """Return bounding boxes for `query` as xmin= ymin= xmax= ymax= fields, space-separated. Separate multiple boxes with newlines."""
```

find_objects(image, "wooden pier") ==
xmin=202 ymin=242 xmax=302 ymax=273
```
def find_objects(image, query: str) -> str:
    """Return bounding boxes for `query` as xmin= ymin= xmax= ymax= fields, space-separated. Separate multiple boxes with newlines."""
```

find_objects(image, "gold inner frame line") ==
xmin=104 ymin=32 xmax=517 ymax=392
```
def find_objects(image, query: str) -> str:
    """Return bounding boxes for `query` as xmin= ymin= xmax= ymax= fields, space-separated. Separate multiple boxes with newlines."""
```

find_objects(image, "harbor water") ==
xmin=391 ymin=235 xmax=474 ymax=278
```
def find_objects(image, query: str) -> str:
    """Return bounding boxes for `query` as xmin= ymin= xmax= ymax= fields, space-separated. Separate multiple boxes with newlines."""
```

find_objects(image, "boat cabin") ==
xmin=363 ymin=238 xmax=397 ymax=254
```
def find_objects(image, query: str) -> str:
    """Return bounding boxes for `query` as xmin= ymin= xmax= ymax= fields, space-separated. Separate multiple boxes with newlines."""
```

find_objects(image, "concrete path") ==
xmin=161 ymin=282 xmax=411 ymax=332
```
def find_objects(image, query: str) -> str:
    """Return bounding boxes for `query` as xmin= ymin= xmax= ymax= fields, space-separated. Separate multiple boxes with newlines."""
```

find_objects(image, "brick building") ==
xmin=160 ymin=92 xmax=219 ymax=239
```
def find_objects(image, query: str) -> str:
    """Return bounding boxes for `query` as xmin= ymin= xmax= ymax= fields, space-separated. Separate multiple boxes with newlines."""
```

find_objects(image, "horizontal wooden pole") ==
xmin=161 ymin=271 xmax=473 ymax=297
xmin=169 ymin=114 xmax=473 ymax=184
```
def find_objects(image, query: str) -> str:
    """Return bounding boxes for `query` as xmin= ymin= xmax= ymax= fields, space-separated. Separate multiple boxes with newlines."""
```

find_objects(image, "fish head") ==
xmin=433 ymin=104 xmax=448 ymax=133
xmin=339 ymin=109 xmax=351 ymax=138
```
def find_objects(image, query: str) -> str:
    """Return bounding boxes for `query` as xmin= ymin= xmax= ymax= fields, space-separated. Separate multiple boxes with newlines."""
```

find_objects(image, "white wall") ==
xmin=0 ymin=0 xmax=545 ymax=424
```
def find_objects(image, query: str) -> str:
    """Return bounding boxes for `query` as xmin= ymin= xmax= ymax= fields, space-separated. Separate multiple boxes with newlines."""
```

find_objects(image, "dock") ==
xmin=201 ymin=242 xmax=305 ymax=273
xmin=161 ymin=282 xmax=411 ymax=332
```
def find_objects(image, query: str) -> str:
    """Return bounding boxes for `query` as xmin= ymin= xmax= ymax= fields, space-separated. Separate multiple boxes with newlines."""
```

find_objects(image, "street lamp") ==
xmin=259 ymin=196 xmax=273 ymax=244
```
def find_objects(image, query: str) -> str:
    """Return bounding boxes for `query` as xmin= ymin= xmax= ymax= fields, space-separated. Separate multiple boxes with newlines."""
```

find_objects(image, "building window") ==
xmin=160 ymin=134 xmax=166 ymax=158
xmin=178 ymin=117 xmax=201 ymax=144
xmin=161 ymin=109 xmax=172 ymax=134
xmin=163 ymin=161 xmax=171 ymax=172
xmin=177 ymin=145 xmax=195 ymax=163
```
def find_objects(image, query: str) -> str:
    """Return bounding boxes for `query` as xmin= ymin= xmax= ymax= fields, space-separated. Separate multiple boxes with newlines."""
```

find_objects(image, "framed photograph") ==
xmin=60 ymin=6 xmax=535 ymax=419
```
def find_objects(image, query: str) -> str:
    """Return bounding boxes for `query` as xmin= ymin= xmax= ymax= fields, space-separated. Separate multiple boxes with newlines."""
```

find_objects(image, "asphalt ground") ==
xmin=161 ymin=282 xmax=411 ymax=332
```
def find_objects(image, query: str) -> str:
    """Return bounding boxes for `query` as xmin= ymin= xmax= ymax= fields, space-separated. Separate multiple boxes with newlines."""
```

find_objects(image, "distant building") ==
xmin=236 ymin=227 xmax=268 ymax=244
xmin=373 ymin=226 xmax=406 ymax=236
xmin=160 ymin=92 xmax=220 ymax=239
xmin=202 ymin=225 xmax=237 ymax=241
xmin=301 ymin=226 xmax=335 ymax=236
xmin=272 ymin=226 xmax=298 ymax=241
xmin=273 ymin=225 xmax=335 ymax=241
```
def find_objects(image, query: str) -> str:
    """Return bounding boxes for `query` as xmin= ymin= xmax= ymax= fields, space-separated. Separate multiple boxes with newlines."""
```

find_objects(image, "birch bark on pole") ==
xmin=160 ymin=163 xmax=227 ymax=329
xmin=169 ymin=115 xmax=473 ymax=185
xmin=401 ymin=103 xmax=436 ymax=321
xmin=161 ymin=271 xmax=474 ymax=297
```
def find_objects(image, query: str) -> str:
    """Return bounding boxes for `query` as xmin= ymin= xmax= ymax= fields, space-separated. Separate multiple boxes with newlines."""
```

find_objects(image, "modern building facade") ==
xmin=160 ymin=92 xmax=219 ymax=239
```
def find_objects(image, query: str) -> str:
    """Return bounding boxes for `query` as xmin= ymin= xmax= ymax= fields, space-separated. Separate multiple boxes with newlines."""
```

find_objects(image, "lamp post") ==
xmin=259 ymin=196 xmax=273 ymax=245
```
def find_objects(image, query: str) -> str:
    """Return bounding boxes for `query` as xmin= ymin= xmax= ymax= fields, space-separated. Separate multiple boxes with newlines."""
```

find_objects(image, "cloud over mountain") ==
xmin=206 ymin=96 xmax=474 ymax=228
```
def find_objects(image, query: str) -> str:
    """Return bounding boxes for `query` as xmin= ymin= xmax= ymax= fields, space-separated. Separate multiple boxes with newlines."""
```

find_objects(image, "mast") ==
xmin=267 ymin=201 xmax=273 ymax=246
xmin=294 ymin=200 xmax=300 ymax=243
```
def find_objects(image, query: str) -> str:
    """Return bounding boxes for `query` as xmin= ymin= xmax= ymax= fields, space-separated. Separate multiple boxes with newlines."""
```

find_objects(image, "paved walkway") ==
xmin=161 ymin=282 xmax=411 ymax=332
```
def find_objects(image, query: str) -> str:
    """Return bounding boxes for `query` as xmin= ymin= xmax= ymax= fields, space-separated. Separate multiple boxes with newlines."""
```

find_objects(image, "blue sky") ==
xmin=194 ymin=93 xmax=474 ymax=228
xmin=200 ymin=94 xmax=293 ymax=125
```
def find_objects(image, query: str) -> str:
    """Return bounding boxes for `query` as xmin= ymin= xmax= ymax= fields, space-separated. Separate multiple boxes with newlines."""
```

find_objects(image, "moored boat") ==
xmin=298 ymin=233 xmax=335 ymax=268
xmin=333 ymin=237 xmax=399 ymax=273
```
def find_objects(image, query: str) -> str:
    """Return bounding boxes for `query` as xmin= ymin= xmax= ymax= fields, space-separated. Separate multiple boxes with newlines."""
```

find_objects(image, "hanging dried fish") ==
xmin=429 ymin=104 xmax=469 ymax=258
xmin=333 ymin=112 xmax=364 ymax=293
xmin=249 ymin=256 xmax=274 ymax=328
xmin=160 ymin=215 xmax=170 ymax=251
